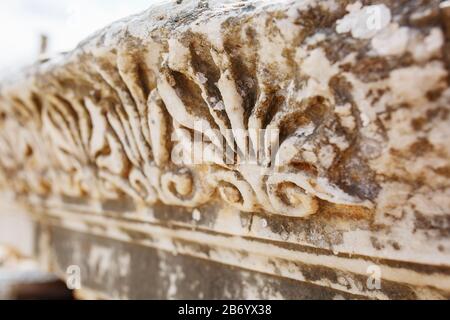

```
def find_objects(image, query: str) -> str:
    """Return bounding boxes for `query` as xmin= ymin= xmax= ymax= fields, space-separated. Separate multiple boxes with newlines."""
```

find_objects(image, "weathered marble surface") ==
xmin=0 ymin=0 xmax=449 ymax=299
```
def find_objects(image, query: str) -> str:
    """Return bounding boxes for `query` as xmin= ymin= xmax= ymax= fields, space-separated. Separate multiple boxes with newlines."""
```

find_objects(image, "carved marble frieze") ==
xmin=1 ymin=0 xmax=447 ymax=220
xmin=0 ymin=0 xmax=449 ymax=299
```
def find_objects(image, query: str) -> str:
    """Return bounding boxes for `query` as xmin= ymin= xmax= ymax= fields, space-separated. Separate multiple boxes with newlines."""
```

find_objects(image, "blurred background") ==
xmin=0 ymin=0 xmax=161 ymax=74
xmin=0 ymin=0 xmax=160 ymax=299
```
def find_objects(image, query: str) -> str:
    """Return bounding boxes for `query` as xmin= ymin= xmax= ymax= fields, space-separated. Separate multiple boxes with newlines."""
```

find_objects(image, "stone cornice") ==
xmin=0 ymin=0 xmax=449 ymax=299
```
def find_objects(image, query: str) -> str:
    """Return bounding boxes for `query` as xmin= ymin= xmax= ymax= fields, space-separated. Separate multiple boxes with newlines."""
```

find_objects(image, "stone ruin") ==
xmin=0 ymin=0 xmax=449 ymax=299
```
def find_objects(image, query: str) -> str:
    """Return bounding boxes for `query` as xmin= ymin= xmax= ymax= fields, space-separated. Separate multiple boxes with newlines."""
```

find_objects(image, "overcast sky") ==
xmin=0 ymin=0 xmax=161 ymax=74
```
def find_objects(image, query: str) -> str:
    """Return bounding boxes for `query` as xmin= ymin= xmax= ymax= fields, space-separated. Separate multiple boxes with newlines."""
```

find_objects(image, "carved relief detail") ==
xmin=4 ymin=0 xmax=445 ymax=218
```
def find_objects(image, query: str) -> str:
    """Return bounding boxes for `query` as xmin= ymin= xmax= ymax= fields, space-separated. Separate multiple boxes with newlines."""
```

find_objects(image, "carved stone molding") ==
xmin=0 ymin=0 xmax=449 ymax=299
